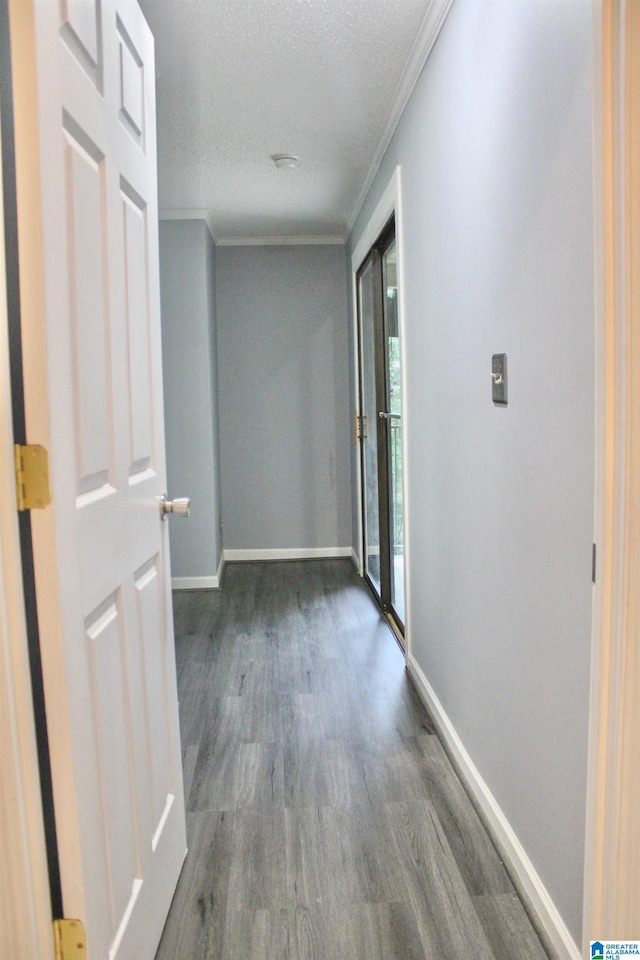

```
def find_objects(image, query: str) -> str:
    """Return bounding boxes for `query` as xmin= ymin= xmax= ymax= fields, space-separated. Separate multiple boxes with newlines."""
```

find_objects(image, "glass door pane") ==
xmin=358 ymin=259 xmax=381 ymax=595
xmin=382 ymin=239 xmax=405 ymax=625
xmin=357 ymin=217 xmax=405 ymax=639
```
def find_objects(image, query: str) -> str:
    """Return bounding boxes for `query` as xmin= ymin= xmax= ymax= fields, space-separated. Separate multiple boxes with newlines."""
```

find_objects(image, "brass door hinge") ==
xmin=53 ymin=919 xmax=87 ymax=960
xmin=14 ymin=444 xmax=51 ymax=511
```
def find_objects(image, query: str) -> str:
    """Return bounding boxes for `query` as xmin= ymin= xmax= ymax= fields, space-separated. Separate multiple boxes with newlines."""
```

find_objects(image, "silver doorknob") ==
xmin=159 ymin=494 xmax=191 ymax=520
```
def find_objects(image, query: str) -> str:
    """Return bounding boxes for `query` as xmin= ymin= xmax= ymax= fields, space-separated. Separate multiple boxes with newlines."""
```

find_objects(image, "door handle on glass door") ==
xmin=378 ymin=412 xmax=401 ymax=420
xmin=159 ymin=494 xmax=191 ymax=520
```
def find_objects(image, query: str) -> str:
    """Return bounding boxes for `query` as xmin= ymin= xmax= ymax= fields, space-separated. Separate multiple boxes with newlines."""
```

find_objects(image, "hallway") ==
xmin=155 ymin=559 xmax=550 ymax=960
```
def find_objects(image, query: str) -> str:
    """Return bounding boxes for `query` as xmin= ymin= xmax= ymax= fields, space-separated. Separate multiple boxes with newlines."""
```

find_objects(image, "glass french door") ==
xmin=357 ymin=217 xmax=405 ymax=634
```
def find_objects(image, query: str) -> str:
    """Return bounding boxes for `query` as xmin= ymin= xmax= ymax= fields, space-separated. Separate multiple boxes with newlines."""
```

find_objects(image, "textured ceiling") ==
xmin=138 ymin=0 xmax=445 ymax=242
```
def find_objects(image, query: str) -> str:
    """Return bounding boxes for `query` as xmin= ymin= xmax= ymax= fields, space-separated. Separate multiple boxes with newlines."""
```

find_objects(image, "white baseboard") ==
xmin=216 ymin=550 xmax=225 ymax=586
xmin=172 ymin=576 xmax=217 ymax=590
xmin=407 ymin=653 xmax=581 ymax=960
xmin=172 ymin=552 xmax=225 ymax=591
xmin=223 ymin=547 xmax=352 ymax=562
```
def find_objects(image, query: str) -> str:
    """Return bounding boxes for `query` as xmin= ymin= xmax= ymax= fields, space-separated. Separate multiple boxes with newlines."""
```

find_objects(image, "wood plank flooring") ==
xmin=155 ymin=559 xmax=550 ymax=960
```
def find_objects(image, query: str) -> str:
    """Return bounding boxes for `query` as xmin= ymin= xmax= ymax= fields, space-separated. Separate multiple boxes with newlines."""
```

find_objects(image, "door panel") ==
xmin=65 ymin=124 xmax=111 ymax=490
xmin=10 ymin=1 xmax=186 ymax=957
xmin=134 ymin=558 xmax=172 ymax=831
xmin=61 ymin=0 xmax=101 ymax=76
xmin=118 ymin=20 xmax=144 ymax=141
xmin=86 ymin=598 xmax=139 ymax=922
xmin=122 ymin=186 xmax=153 ymax=473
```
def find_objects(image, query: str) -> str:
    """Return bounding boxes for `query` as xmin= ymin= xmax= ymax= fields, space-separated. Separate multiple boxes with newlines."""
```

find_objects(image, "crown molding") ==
xmin=346 ymin=0 xmax=455 ymax=236
xmin=215 ymin=235 xmax=345 ymax=247
xmin=159 ymin=208 xmax=218 ymax=244
xmin=158 ymin=214 xmax=345 ymax=247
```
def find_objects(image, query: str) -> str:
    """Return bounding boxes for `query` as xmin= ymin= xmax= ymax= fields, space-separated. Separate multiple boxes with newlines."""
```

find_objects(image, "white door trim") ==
xmin=584 ymin=0 xmax=640 ymax=943
xmin=350 ymin=166 xmax=412 ymax=656
xmin=0 ymin=100 xmax=53 ymax=960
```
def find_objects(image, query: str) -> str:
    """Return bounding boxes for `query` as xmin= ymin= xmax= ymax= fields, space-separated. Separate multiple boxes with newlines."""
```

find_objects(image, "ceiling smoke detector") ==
xmin=272 ymin=154 xmax=299 ymax=170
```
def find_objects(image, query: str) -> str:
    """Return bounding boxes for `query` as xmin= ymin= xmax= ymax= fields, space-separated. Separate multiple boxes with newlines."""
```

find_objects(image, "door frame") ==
xmin=0 ymin=96 xmax=53 ymax=959
xmin=351 ymin=165 xmax=412 ymax=654
xmin=356 ymin=219 xmax=402 ymax=628
xmin=583 ymin=0 xmax=640 ymax=944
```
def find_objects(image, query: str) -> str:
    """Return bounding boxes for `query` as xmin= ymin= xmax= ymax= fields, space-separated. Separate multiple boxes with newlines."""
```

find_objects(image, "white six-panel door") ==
xmin=10 ymin=0 xmax=187 ymax=956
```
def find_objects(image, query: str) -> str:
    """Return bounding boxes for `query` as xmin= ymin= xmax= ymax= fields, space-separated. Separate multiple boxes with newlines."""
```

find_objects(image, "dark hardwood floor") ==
xmin=155 ymin=559 xmax=550 ymax=960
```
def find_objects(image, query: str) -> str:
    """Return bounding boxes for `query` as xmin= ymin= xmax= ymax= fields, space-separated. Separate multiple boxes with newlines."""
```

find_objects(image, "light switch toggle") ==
xmin=491 ymin=354 xmax=508 ymax=404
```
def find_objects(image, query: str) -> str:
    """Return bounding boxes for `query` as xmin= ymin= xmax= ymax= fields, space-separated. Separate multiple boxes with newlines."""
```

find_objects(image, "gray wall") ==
xmin=348 ymin=0 xmax=594 ymax=943
xmin=159 ymin=219 xmax=223 ymax=580
xmin=215 ymin=245 xmax=351 ymax=552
